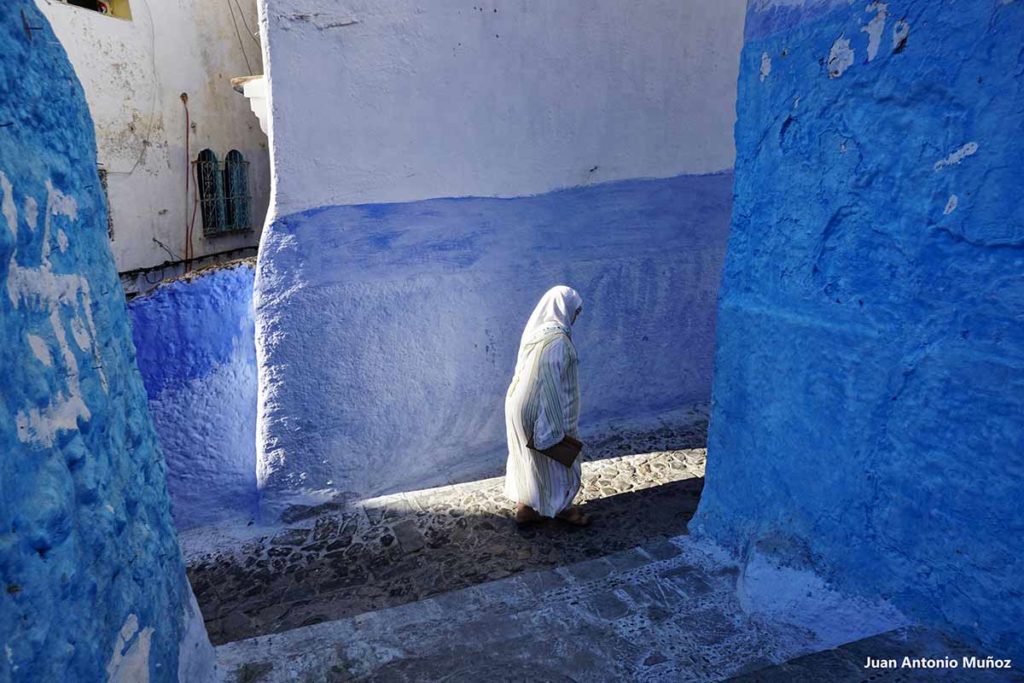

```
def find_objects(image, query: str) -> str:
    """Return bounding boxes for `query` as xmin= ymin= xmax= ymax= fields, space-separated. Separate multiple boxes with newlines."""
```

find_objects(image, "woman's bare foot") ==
xmin=556 ymin=506 xmax=590 ymax=527
xmin=515 ymin=503 xmax=543 ymax=526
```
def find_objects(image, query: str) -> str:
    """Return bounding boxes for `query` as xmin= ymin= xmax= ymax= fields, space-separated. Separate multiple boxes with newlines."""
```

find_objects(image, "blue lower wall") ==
xmin=255 ymin=173 xmax=732 ymax=511
xmin=129 ymin=263 xmax=258 ymax=530
xmin=695 ymin=0 xmax=1024 ymax=658
xmin=0 ymin=2 xmax=211 ymax=679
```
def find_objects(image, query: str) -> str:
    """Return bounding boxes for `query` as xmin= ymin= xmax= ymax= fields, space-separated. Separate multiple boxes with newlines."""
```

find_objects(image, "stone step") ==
xmin=184 ymin=448 xmax=706 ymax=644
xmin=214 ymin=535 xmax=848 ymax=682
xmin=727 ymin=627 xmax=1024 ymax=683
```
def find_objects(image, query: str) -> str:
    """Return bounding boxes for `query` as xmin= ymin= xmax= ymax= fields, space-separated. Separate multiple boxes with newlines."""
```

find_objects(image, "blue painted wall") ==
xmin=0 ymin=2 xmax=211 ymax=679
xmin=696 ymin=0 xmax=1024 ymax=658
xmin=255 ymin=173 xmax=732 ymax=511
xmin=129 ymin=263 xmax=258 ymax=530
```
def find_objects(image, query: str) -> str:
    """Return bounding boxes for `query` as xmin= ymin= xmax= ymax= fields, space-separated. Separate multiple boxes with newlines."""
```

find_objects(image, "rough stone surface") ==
xmin=185 ymin=444 xmax=706 ymax=645
xmin=128 ymin=260 xmax=258 ymax=530
xmin=0 ymin=3 xmax=212 ymax=679
xmin=211 ymin=535 xmax=912 ymax=682
xmin=697 ymin=0 xmax=1024 ymax=662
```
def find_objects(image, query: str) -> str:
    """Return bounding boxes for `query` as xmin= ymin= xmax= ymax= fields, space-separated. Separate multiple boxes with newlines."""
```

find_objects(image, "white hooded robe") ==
xmin=503 ymin=286 xmax=584 ymax=517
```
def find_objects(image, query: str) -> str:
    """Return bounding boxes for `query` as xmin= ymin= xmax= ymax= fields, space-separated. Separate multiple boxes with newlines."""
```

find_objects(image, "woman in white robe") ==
xmin=504 ymin=286 xmax=589 ymax=526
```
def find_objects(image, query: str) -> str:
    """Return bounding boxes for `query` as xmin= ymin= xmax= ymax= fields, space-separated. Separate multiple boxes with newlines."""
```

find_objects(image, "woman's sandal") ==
xmin=515 ymin=504 xmax=544 ymax=527
xmin=556 ymin=506 xmax=591 ymax=527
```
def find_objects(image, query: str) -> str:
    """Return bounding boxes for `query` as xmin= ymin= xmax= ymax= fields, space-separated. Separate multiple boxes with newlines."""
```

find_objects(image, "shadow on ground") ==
xmin=188 ymin=449 xmax=706 ymax=644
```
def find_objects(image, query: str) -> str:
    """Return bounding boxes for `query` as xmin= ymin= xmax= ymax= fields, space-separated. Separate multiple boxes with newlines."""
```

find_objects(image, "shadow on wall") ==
xmin=129 ymin=260 xmax=258 ymax=530
xmin=695 ymin=0 xmax=1024 ymax=661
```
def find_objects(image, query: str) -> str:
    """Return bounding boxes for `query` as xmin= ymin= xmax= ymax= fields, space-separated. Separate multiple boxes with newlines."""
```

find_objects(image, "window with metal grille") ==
xmin=194 ymin=149 xmax=252 ymax=237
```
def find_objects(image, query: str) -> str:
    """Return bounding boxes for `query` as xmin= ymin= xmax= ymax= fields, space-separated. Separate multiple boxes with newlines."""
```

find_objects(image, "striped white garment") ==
xmin=504 ymin=287 xmax=583 ymax=517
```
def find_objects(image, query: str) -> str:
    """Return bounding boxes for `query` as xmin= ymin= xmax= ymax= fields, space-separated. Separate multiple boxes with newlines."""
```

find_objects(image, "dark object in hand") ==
xmin=528 ymin=435 xmax=583 ymax=467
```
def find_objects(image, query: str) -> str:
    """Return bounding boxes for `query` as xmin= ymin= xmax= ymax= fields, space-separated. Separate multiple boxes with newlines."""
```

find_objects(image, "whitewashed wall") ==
xmin=254 ymin=0 xmax=747 ymax=515
xmin=260 ymin=0 xmax=746 ymax=214
xmin=37 ymin=0 xmax=271 ymax=273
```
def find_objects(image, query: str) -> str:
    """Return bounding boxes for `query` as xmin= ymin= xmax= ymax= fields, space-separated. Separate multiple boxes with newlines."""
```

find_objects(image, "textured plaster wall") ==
xmin=257 ymin=175 xmax=731 ymax=508
xmin=253 ymin=0 xmax=747 ymax=512
xmin=129 ymin=263 xmax=258 ymax=530
xmin=36 ymin=0 xmax=270 ymax=273
xmin=696 ymin=0 xmax=1024 ymax=659
xmin=0 ymin=2 xmax=213 ymax=680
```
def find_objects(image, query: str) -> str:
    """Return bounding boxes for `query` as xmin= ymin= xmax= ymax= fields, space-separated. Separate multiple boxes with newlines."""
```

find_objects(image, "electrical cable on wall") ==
xmin=188 ymin=148 xmax=200 ymax=272
xmin=226 ymin=0 xmax=254 ymax=75
xmin=231 ymin=0 xmax=261 ymax=47
xmin=181 ymin=92 xmax=195 ymax=270
xmin=151 ymin=236 xmax=177 ymax=261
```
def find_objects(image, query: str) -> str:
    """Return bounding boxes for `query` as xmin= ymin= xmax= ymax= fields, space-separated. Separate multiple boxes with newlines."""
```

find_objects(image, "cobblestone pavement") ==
xmin=185 ymin=423 xmax=707 ymax=645
xmin=213 ymin=536 xmax=824 ymax=682
xmin=215 ymin=536 xmax=1014 ymax=683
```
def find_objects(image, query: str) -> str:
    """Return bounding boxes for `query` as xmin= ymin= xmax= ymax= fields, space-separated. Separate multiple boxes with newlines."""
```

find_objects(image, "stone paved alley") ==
xmin=213 ymin=533 xmax=1022 ymax=682
xmin=185 ymin=418 xmax=1023 ymax=682
xmin=216 ymin=535 xmax=812 ymax=682
xmin=184 ymin=419 xmax=708 ymax=645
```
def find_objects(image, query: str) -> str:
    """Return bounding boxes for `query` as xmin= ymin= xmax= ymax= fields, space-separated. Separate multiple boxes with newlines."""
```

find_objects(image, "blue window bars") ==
xmin=194 ymin=148 xmax=251 ymax=237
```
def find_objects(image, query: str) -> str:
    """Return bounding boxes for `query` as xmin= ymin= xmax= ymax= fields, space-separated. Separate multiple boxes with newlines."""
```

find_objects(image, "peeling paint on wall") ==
xmin=105 ymin=614 xmax=154 ymax=683
xmin=861 ymin=2 xmax=888 ymax=62
xmin=933 ymin=141 xmax=979 ymax=171
xmin=1 ymin=171 xmax=16 ymax=236
xmin=943 ymin=194 xmax=959 ymax=215
xmin=760 ymin=51 xmax=773 ymax=81
xmin=827 ymin=35 xmax=854 ymax=77
xmin=6 ymin=180 xmax=113 ymax=448
xmin=892 ymin=18 xmax=910 ymax=51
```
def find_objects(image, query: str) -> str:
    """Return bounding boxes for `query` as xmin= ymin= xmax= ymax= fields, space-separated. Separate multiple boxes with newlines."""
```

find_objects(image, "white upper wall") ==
xmin=38 ymin=0 xmax=271 ymax=273
xmin=260 ymin=0 xmax=747 ymax=215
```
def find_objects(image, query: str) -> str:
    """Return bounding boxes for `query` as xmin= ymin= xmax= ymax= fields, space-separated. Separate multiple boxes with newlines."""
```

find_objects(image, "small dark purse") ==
xmin=528 ymin=435 xmax=583 ymax=468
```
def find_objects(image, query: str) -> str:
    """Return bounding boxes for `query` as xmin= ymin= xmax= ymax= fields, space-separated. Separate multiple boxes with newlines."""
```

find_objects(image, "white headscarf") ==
xmin=516 ymin=285 xmax=584 ymax=363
